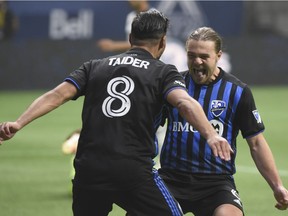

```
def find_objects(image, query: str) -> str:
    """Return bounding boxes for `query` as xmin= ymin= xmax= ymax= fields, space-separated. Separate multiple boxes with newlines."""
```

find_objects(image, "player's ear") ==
xmin=157 ymin=35 xmax=166 ymax=59
xmin=159 ymin=35 xmax=166 ymax=51
xmin=129 ymin=33 xmax=132 ymax=45
xmin=217 ymin=50 xmax=223 ymax=59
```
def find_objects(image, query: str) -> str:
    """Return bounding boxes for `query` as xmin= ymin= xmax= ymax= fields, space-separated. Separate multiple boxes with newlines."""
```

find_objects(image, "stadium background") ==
xmin=1 ymin=1 xmax=288 ymax=90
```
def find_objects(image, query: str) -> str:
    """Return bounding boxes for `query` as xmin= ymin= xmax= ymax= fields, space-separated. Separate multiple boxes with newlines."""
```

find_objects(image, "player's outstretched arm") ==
xmin=247 ymin=133 xmax=288 ymax=210
xmin=97 ymin=39 xmax=130 ymax=52
xmin=167 ymin=88 xmax=233 ymax=161
xmin=0 ymin=82 xmax=77 ymax=145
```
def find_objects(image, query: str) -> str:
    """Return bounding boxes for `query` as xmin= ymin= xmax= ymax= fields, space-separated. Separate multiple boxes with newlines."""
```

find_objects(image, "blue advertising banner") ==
xmin=8 ymin=1 xmax=243 ymax=41
xmin=4 ymin=1 xmax=288 ymax=89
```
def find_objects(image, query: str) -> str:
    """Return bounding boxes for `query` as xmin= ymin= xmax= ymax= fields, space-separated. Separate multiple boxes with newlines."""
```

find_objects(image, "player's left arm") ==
xmin=247 ymin=133 xmax=288 ymax=210
xmin=0 ymin=82 xmax=77 ymax=144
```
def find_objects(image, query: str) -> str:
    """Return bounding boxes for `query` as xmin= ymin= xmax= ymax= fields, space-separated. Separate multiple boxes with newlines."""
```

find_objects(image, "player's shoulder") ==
xmin=159 ymin=63 xmax=180 ymax=77
xmin=179 ymin=70 xmax=189 ymax=77
xmin=221 ymin=68 xmax=247 ymax=89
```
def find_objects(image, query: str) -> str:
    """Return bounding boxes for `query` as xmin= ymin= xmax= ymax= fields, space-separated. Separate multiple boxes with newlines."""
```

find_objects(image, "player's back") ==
xmin=68 ymin=47 xmax=180 ymax=189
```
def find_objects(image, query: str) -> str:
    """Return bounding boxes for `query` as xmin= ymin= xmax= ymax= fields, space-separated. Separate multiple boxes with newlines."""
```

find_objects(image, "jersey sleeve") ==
xmin=162 ymin=65 xmax=187 ymax=99
xmin=235 ymin=86 xmax=265 ymax=138
xmin=64 ymin=61 xmax=91 ymax=100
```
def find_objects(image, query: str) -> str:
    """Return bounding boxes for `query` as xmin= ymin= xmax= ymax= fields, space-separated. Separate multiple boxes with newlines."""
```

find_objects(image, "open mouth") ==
xmin=193 ymin=68 xmax=206 ymax=77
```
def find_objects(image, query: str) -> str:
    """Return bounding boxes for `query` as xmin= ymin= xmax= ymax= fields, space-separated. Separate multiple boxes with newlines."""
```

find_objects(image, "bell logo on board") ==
xmin=49 ymin=9 xmax=93 ymax=40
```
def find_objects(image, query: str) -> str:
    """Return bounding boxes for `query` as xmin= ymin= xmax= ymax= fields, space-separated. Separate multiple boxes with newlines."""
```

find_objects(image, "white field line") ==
xmin=237 ymin=165 xmax=288 ymax=177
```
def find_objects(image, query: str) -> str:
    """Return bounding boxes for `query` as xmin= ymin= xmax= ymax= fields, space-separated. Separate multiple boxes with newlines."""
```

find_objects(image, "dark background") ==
xmin=1 ymin=1 xmax=288 ymax=90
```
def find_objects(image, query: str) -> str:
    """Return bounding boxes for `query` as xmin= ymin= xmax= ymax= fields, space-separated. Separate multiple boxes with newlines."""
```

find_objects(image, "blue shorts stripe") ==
xmin=152 ymin=169 xmax=183 ymax=216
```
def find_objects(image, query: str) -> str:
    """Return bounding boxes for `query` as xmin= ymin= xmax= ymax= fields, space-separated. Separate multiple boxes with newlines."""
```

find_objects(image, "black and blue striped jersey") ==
xmin=160 ymin=68 xmax=265 ymax=175
xmin=64 ymin=48 xmax=186 ymax=190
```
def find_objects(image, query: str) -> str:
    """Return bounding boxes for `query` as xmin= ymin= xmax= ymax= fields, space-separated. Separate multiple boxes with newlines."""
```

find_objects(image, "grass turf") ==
xmin=0 ymin=86 xmax=287 ymax=216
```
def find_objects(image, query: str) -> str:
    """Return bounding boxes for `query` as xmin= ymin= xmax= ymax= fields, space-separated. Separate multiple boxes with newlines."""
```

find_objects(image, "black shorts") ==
xmin=72 ymin=169 xmax=183 ymax=216
xmin=159 ymin=168 xmax=244 ymax=216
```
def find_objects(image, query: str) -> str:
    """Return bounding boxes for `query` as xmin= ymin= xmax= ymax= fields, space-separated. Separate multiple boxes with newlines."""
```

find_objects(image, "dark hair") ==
xmin=186 ymin=27 xmax=223 ymax=53
xmin=130 ymin=9 xmax=169 ymax=45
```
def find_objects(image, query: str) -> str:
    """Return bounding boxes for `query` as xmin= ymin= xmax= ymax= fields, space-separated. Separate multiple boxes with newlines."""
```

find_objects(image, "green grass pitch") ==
xmin=0 ymin=86 xmax=287 ymax=216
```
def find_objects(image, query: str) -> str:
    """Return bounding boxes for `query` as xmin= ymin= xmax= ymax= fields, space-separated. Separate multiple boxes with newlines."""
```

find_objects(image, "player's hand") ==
xmin=206 ymin=135 xmax=233 ymax=161
xmin=97 ymin=39 xmax=115 ymax=52
xmin=274 ymin=185 xmax=288 ymax=210
xmin=0 ymin=122 xmax=20 ymax=145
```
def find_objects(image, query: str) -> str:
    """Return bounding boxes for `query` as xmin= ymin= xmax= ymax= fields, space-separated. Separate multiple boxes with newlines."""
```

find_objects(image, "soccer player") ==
xmin=97 ymin=0 xmax=187 ymax=72
xmin=0 ymin=10 xmax=232 ymax=216
xmin=61 ymin=128 xmax=81 ymax=192
xmin=97 ymin=0 xmax=149 ymax=53
xmin=97 ymin=0 xmax=187 ymax=169
xmin=159 ymin=26 xmax=288 ymax=216
xmin=0 ymin=0 xmax=19 ymax=40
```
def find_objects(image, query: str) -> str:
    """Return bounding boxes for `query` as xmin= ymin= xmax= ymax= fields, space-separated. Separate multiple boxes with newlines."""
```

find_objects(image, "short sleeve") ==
xmin=64 ymin=61 xmax=91 ymax=100
xmin=235 ymin=86 xmax=265 ymax=138
xmin=162 ymin=65 xmax=187 ymax=99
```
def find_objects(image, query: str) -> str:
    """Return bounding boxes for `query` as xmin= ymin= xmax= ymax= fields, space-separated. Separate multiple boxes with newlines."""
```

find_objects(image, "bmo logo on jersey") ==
xmin=172 ymin=119 xmax=224 ymax=136
xmin=210 ymin=119 xmax=224 ymax=136
xmin=102 ymin=76 xmax=135 ymax=118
